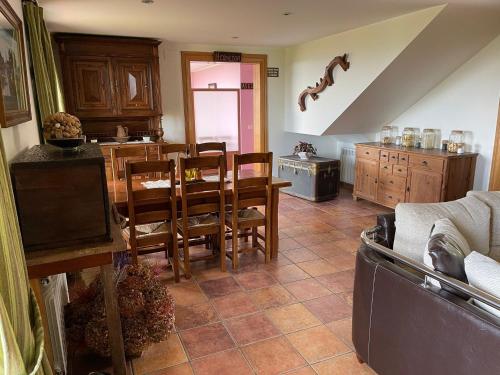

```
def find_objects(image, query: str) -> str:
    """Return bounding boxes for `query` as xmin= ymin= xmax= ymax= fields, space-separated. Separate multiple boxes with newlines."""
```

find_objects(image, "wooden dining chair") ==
xmin=178 ymin=155 xmax=226 ymax=278
xmin=226 ymin=152 xmax=273 ymax=269
xmin=124 ymin=159 xmax=179 ymax=282
xmin=194 ymin=142 xmax=227 ymax=176
xmin=111 ymin=145 xmax=158 ymax=182
xmin=158 ymin=143 xmax=191 ymax=179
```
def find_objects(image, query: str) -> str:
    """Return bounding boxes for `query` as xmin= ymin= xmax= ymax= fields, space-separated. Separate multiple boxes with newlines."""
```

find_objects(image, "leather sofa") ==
xmin=352 ymin=213 xmax=500 ymax=375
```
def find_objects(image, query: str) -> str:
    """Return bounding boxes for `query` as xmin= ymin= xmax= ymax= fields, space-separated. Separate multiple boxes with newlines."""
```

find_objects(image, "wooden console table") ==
xmin=26 ymin=220 xmax=129 ymax=375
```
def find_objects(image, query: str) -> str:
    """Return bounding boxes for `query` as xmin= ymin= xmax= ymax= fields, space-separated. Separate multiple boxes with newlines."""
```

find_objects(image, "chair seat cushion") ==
xmin=123 ymin=221 xmax=170 ymax=239
xmin=177 ymin=213 xmax=219 ymax=229
xmin=225 ymin=208 xmax=265 ymax=223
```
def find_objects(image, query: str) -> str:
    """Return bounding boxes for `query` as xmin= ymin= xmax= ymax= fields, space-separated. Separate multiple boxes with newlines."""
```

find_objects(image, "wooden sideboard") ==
xmin=55 ymin=34 xmax=162 ymax=141
xmin=353 ymin=142 xmax=478 ymax=208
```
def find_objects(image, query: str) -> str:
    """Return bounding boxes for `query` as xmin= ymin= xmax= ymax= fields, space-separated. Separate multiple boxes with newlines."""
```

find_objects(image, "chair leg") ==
xmin=131 ymin=246 xmax=138 ymax=265
xmin=220 ymin=228 xmax=226 ymax=272
xmin=264 ymin=224 xmax=271 ymax=264
xmin=252 ymin=227 xmax=258 ymax=248
xmin=183 ymin=235 xmax=191 ymax=279
xmin=232 ymin=226 xmax=239 ymax=270
xmin=171 ymin=237 xmax=180 ymax=283
xmin=243 ymin=228 xmax=249 ymax=242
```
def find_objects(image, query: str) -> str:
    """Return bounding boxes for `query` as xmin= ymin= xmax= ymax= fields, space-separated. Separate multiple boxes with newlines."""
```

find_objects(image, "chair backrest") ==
xmin=178 ymin=155 xmax=226 ymax=231
xmin=232 ymin=152 xmax=273 ymax=213
xmin=159 ymin=143 xmax=191 ymax=179
xmin=112 ymin=145 xmax=154 ymax=181
xmin=126 ymin=160 xmax=177 ymax=255
xmin=195 ymin=142 xmax=227 ymax=176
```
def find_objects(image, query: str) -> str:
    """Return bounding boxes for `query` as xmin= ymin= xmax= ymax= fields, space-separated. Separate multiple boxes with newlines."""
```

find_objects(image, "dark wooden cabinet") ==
xmin=354 ymin=143 xmax=478 ymax=208
xmin=71 ymin=58 xmax=116 ymax=116
xmin=55 ymin=34 xmax=162 ymax=141
xmin=115 ymin=59 xmax=154 ymax=114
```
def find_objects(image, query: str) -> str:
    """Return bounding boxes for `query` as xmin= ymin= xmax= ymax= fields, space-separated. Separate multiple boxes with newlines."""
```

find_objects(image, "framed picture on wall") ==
xmin=208 ymin=83 xmax=217 ymax=89
xmin=0 ymin=0 xmax=31 ymax=128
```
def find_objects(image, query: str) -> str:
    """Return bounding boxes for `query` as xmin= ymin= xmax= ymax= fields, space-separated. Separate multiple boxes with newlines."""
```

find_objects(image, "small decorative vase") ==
xmin=297 ymin=152 xmax=310 ymax=160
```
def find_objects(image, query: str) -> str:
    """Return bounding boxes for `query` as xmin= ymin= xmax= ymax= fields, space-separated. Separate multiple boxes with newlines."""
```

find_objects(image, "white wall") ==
xmin=283 ymin=6 xmax=442 ymax=136
xmin=1 ymin=0 xmax=40 ymax=161
xmin=388 ymin=35 xmax=500 ymax=190
xmin=159 ymin=42 xmax=343 ymax=169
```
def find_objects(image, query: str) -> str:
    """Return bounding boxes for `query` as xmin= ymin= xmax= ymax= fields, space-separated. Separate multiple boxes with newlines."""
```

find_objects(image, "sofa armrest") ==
xmin=376 ymin=213 xmax=395 ymax=249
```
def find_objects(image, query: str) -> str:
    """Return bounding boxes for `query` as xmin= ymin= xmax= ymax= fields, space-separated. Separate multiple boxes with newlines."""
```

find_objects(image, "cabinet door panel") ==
xmin=354 ymin=158 xmax=378 ymax=201
xmin=406 ymin=168 xmax=442 ymax=203
xmin=115 ymin=60 xmax=154 ymax=114
xmin=70 ymin=58 xmax=115 ymax=116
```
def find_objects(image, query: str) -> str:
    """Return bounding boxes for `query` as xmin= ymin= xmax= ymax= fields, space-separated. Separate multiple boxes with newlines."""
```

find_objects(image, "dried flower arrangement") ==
xmin=65 ymin=263 xmax=175 ymax=358
xmin=43 ymin=112 xmax=82 ymax=140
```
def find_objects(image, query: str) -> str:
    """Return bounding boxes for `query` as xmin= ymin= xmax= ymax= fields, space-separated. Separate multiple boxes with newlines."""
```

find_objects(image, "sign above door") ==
xmin=213 ymin=51 xmax=242 ymax=62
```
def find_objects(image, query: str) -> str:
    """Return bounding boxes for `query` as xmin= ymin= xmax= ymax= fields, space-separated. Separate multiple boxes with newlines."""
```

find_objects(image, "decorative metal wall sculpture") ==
xmin=298 ymin=54 xmax=350 ymax=112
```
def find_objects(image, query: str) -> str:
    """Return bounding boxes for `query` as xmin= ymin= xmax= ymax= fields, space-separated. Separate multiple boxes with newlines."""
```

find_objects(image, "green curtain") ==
xmin=0 ymin=131 xmax=51 ymax=373
xmin=23 ymin=1 xmax=64 ymax=123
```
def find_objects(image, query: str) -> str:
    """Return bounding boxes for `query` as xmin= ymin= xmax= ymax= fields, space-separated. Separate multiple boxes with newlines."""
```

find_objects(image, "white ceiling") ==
xmin=38 ymin=0 xmax=500 ymax=47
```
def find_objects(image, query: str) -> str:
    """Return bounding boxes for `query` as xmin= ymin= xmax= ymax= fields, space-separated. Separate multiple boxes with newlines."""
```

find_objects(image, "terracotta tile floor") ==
xmin=75 ymin=188 xmax=391 ymax=374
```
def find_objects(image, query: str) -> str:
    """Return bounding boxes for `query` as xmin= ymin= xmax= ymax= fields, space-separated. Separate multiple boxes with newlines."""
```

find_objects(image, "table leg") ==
xmin=270 ymin=188 xmax=280 ymax=259
xmin=101 ymin=263 xmax=127 ymax=375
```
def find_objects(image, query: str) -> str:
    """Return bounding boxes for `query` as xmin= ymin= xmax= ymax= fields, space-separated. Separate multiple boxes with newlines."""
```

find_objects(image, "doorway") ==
xmin=181 ymin=52 xmax=268 ymax=157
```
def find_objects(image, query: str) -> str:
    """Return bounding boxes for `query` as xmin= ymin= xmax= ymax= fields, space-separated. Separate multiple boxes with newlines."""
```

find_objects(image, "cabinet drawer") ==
xmin=393 ymin=165 xmax=408 ymax=177
xmin=379 ymin=163 xmax=392 ymax=176
xmin=357 ymin=147 xmax=380 ymax=160
xmin=388 ymin=152 xmax=399 ymax=164
xmin=409 ymin=155 xmax=444 ymax=172
xmin=378 ymin=188 xmax=405 ymax=207
xmin=380 ymin=150 xmax=390 ymax=163
xmin=398 ymin=153 xmax=409 ymax=165
xmin=379 ymin=174 xmax=406 ymax=191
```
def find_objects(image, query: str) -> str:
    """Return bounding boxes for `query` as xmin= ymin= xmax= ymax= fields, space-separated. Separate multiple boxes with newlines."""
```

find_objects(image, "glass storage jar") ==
xmin=448 ymin=130 xmax=464 ymax=153
xmin=402 ymin=127 xmax=417 ymax=147
xmin=421 ymin=129 xmax=437 ymax=149
xmin=380 ymin=126 xmax=393 ymax=144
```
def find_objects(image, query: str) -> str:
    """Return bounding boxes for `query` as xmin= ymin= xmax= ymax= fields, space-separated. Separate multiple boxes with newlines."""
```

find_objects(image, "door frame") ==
xmin=489 ymin=101 xmax=500 ymax=190
xmin=181 ymin=51 xmax=268 ymax=152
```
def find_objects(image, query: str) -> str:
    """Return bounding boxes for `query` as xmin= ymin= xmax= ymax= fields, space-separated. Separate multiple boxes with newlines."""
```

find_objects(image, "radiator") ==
xmin=41 ymin=274 xmax=69 ymax=375
xmin=340 ymin=147 xmax=356 ymax=184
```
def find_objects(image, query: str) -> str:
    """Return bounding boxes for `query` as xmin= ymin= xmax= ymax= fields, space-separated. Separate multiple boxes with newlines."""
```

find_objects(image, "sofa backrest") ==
xmin=467 ymin=191 xmax=500 ymax=261
xmin=393 ymin=196 xmax=491 ymax=262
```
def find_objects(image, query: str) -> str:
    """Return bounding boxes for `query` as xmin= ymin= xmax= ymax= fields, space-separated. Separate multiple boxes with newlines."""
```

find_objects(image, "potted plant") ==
xmin=293 ymin=141 xmax=317 ymax=160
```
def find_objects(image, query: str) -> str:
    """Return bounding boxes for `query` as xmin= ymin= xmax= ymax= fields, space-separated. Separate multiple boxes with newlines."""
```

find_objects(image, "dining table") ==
xmin=109 ymin=171 xmax=292 ymax=259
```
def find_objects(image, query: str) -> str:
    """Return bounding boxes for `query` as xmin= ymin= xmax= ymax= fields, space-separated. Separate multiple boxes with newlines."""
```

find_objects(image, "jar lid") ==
xmin=423 ymin=128 xmax=436 ymax=132
xmin=451 ymin=130 xmax=464 ymax=134
xmin=381 ymin=125 xmax=392 ymax=130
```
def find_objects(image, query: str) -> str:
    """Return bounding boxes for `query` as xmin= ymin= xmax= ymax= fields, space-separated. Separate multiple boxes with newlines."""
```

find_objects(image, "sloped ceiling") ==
xmin=324 ymin=3 xmax=500 ymax=135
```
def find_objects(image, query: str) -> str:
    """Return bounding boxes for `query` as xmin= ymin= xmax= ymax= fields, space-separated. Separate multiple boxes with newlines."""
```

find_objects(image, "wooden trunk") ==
xmin=10 ymin=144 xmax=111 ymax=251
xmin=278 ymin=155 xmax=340 ymax=201
xmin=353 ymin=143 xmax=478 ymax=208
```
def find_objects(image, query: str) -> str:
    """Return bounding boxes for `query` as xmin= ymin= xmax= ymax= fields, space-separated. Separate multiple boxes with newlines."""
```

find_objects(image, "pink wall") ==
xmin=240 ymin=64 xmax=254 ymax=154
xmin=191 ymin=63 xmax=240 ymax=89
xmin=190 ymin=62 xmax=255 ymax=154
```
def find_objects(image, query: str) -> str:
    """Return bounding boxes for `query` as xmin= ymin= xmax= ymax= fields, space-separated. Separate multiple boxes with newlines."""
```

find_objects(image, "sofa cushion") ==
xmin=466 ymin=191 xmax=500 ymax=261
xmin=464 ymin=251 xmax=500 ymax=318
xmin=393 ymin=196 xmax=490 ymax=262
xmin=423 ymin=218 xmax=470 ymax=291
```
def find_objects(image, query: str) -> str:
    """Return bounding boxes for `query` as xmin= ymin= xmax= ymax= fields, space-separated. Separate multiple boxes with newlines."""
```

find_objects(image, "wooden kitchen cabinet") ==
xmin=353 ymin=143 xmax=478 ymax=208
xmin=354 ymin=157 xmax=379 ymax=201
xmin=55 ymin=34 xmax=162 ymax=141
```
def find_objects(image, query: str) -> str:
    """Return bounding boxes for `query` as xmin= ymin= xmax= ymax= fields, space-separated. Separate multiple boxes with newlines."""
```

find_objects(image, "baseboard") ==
xmin=340 ymin=182 xmax=354 ymax=191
